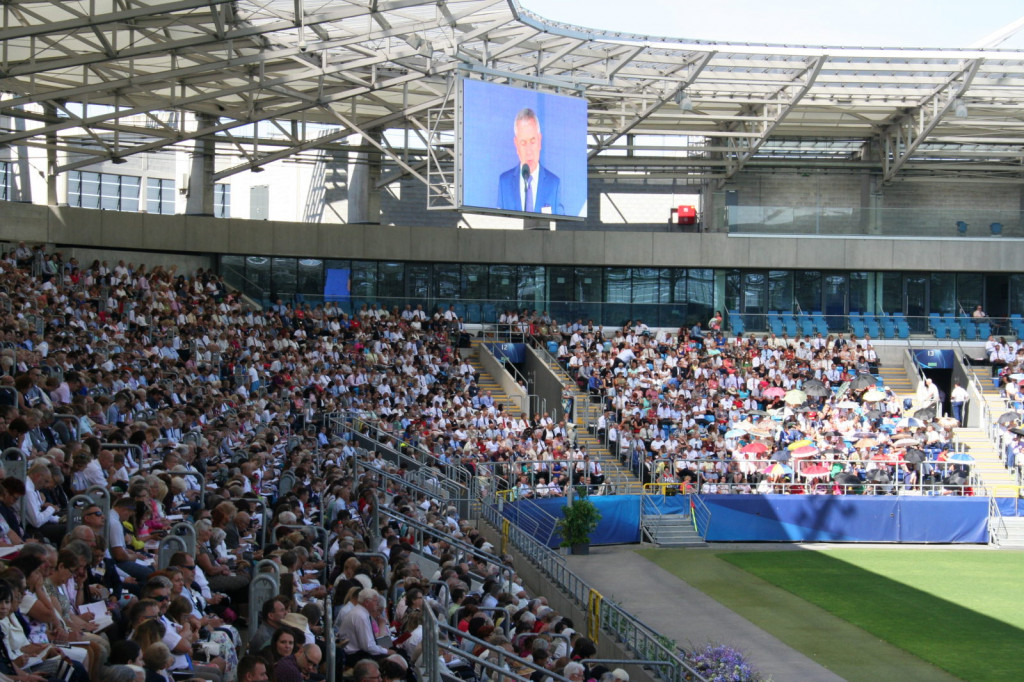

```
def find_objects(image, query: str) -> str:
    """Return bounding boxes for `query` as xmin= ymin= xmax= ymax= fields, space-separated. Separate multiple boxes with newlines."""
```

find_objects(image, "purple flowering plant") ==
xmin=687 ymin=643 xmax=765 ymax=682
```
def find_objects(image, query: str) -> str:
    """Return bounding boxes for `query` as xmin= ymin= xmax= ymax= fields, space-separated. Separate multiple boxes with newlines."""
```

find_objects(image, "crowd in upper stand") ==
xmin=0 ymin=243 xmax=649 ymax=682
xmin=545 ymin=314 xmax=1024 ymax=495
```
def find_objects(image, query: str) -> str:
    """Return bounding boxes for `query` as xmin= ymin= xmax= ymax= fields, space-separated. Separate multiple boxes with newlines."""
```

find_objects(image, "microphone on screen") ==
xmin=521 ymin=164 xmax=531 ymax=181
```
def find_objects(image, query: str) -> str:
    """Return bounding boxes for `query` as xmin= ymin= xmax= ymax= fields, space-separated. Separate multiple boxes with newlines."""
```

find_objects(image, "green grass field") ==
xmin=637 ymin=548 xmax=1024 ymax=682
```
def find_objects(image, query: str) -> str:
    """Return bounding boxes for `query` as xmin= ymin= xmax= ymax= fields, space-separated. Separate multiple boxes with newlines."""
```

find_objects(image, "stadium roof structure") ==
xmin=2 ymin=0 xmax=1024 ymax=185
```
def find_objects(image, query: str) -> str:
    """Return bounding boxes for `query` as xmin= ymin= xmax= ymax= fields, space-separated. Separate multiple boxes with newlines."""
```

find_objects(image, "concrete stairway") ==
xmin=993 ymin=516 xmax=1024 ymax=548
xmin=525 ymin=346 xmax=639 ymax=492
xmin=641 ymin=513 xmax=706 ymax=547
xmin=953 ymin=427 xmax=1017 ymax=494
xmin=877 ymin=365 xmax=915 ymax=402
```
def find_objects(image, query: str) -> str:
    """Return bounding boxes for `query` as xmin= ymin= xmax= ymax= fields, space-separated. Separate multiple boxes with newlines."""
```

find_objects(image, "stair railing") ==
xmin=988 ymin=495 xmax=1006 ymax=546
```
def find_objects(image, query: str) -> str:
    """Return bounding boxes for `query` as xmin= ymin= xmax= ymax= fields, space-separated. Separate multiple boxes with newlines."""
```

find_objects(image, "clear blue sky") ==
xmin=520 ymin=0 xmax=1024 ymax=49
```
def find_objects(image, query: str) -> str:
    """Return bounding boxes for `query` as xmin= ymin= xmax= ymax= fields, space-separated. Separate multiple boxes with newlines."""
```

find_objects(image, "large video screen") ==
xmin=460 ymin=79 xmax=587 ymax=219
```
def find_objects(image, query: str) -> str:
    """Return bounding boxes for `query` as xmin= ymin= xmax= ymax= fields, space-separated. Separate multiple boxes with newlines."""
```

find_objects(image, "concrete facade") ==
xmin=2 ymin=202 xmax=1019 ymax=275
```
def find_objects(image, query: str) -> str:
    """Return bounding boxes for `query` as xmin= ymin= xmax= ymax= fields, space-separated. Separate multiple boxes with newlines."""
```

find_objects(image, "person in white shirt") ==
xmin=336 ymin=589 xmax=396 ymax=663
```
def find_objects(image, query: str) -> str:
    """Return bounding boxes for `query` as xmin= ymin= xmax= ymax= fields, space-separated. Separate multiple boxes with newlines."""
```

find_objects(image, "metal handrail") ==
xmin=988 ymin=495 xmax=1007 ymax=546
xmin=482 ymin=502 xmax=707 ymax=682
xmin=331 ymin=413 xmax=474 ymax=491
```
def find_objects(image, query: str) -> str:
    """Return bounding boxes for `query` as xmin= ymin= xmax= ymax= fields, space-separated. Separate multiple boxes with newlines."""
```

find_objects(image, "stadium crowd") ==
xmin=544 ymin=316 xmax=1023 ymax=495
xmin=0 ymin=245 xmax=643 ymax=682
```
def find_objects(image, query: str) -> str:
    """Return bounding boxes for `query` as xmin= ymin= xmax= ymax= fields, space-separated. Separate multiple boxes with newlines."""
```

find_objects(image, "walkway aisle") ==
xmin=564 ymin=545 xmax=844 ymax=682
xmin=564 ymin=545 xmax=962 ymax=682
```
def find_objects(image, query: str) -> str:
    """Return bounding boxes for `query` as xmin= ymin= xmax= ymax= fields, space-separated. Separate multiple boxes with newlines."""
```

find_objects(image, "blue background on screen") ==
xmin=462 ymin=79 xmax=588 ymax=218
xmin=324 ymin=268 xmax=351 ymax=301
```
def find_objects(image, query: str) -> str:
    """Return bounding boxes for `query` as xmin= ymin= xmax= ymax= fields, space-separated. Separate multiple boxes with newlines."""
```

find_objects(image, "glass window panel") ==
xmin=297 ymin=258 xmax=323 ymax=297
xmin=575 ymin=267 xmax=601 ymax=304
xmin=548 ymin=267 xmax=574 ymax=303
xmin=245 ymin=256 xmax=271 ymax=299
xmin=768 ymin=271 xmax=793 ymax=312
xmin=956 ymin=273 xmax=983 ymax=313
xmin=823 ymin=273 xmax=847 ymax=330
xmin=517 ymin=266 xmax=546 ymax=313
xmin=603 ymin=267 xmax=631 ymax=326
xmin=929 ymin=273 xmax=955 ymax=314
xmin=378 ymin=262 xmax=405 ymax=301
xmin=793 ymin=271 xmax=821 ymax=313
xmin=632 ymin=268 xmax=660 ymax=304
xmin=742 ymin=273 xmax=766 ymax=315
xmin=272 ymin=258 xmax=297 ymax=299
xmin=849 ymin=272 xmax=868 ymax=313
xmin=725 ymin=270 xmax=742 ymax=313
xmin=545 ymin=267 xmax=573 ymax=324
xmin=67 ymin=172 xmax=81 ymax=205
xmin=686 ymin=268 xmax=715 ymax=328
xmin=350 ymin=261 xmax=378 ymax=300
xmin=1010 ymin=275 xmax=1024 ymax=318
xmin=489 ymin=265 xmax=516 ymax=303
xmin=461 ymin=264 xmax=488 ymax=302
xmin=433 ymin=263 xmax=459 ymax=302
xmin=604 ymin=268 xmax=631 ymax=303
xmin=81 ymin=173 xmax=101 ymax=209
xmin=405 ymin=264 xmax=430 ymax=301
xmin=880 ymin=272 xmax=902 ymax=313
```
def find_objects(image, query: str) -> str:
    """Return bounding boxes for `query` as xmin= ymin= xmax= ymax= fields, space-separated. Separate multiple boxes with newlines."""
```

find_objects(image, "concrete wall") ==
xmin=3 ymin=201 xmax=1022 ymax=274
xmin=523 ymin=346 xmax=570 ymax=422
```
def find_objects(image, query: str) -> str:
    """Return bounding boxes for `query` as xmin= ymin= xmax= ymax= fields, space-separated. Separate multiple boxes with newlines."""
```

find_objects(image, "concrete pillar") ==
xmin=347 ymin=133 xmax=381 ymax=225
xmin=867 ymin=175 xmax=884 ymax=235
xmin=44 ymin=104 xmax=58 ymax=205
xmin=185 ymin=113 xmax=218 ymax=216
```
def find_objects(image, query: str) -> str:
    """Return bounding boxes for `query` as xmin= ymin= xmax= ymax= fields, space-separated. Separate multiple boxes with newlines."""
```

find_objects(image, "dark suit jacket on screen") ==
xmin=498 ymin=165 xmax=562 ymax=214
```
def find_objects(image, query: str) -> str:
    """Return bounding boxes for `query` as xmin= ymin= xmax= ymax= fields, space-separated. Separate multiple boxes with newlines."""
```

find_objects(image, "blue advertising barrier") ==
xmin=505 ymin=495 xmax=989 ymax=545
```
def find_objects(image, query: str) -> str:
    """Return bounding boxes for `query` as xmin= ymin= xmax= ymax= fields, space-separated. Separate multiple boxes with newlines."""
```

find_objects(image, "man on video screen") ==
xmin=498 ymin=108 xmax=562 ymax=214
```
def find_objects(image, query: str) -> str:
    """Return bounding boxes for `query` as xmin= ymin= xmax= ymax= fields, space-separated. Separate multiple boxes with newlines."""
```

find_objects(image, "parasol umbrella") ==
xmin=861 ymin=389 xmax=886 ymax=402
xmin=803 ymin=381 xmax=830 ymax=398
xmin=913 ymin=405 xmax=937 ymax=421
xmin=770 ymin=450 xmax=791 ymax=463
xmin=763 ymin=386 xmax=786 ymax=399
xmin=787 ymin=439 xmax=813 ymax=450
xmin=867 ymin=469 xmax=891 ymax=483
xmin=1010 ymin=427 xmax=1024 ymax=437
xmin=854 ymin=437 xmax=878 ymax=449
xmin=894 ymin=437 xmax=921 ymax=447
xmin=834 ymin=472 xmax=861 ymax=486
xmin=821 ymin=448 xmax=846 ymax=459
xmin=947 ymin=452 xmax=975 ymax=465
xmin=849 ymin=374 xmax=877 ymax=390
xmin=785 ymin=389 xmax=808 ymax=405
xmin=835 ymin=400 xmax=859 ymax=409
xmin=791 ymin=445 xmax=819 ymax=458
xmin=765 ymin=463 xmax=792 ymax=478
xmin=937 ymin=416 xmax=960 ymax=429
xmin=740 ymin=442 xmax=768 ymax=455
xmin=896 ymin=417 xmax=924 ymax=429
xmin=801 ymin=464 xmax=831 ymax=479
xmin=724 ymin=429 xmax=745 ymax=439
xmin=997 ymin=412 xmax=1022 ymax=425
xmin=1009 ymin=373 xmax=1024 ymax=381
xmin=947 ymin=471 xmax=970 ymax=487
xmin=748 ymin=409 xmax=769 ymax=416
xmin=865 ymin=410 xmax=885 ymax=420
xmin=903 ymin=447 xmax=927 ymax=464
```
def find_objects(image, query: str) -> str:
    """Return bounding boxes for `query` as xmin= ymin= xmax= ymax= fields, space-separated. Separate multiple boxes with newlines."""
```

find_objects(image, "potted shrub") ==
xmin=556 ymin=497 xmax=602 ymax=555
